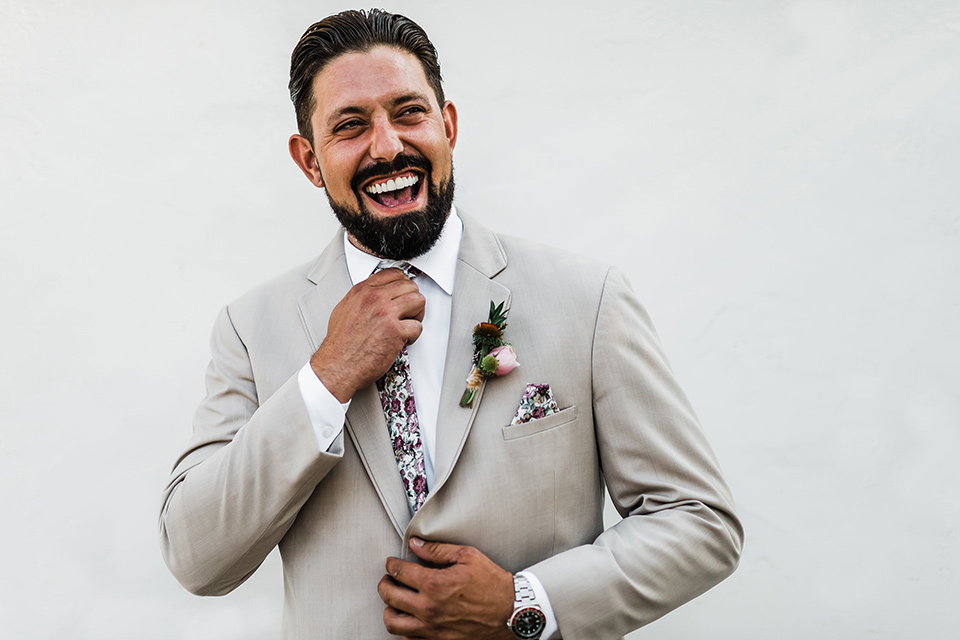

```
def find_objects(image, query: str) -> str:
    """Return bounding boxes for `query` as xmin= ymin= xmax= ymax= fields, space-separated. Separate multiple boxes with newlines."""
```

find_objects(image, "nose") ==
xmin=369 ymin=117 xmax=403 ymax=162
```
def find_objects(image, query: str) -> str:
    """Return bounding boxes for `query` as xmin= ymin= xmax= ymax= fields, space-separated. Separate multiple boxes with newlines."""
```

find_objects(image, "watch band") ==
xmin=508 ymin=574 xmax=546 ymax=639
xmin=514 ymin=573 xmax=539 ymax=606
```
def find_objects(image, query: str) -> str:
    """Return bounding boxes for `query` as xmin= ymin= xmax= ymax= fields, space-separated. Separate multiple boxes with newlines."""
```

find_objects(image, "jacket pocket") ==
xmin=501 ymin=406 xmax=578 ymax=441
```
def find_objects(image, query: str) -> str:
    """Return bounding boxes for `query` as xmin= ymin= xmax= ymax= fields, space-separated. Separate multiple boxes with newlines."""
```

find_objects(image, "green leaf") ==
xmin=487 ymin=300 xmax=509 ymax=329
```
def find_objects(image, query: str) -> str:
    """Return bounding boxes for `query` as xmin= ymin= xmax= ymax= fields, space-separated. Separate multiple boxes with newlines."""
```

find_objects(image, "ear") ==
xmin=442 ymin=100 xmax=458 ymax=152
xmin=288 ymin=134 xmax=325 ymax=188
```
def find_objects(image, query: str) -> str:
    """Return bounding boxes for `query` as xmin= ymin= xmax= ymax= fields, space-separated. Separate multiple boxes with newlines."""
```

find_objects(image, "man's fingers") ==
xmin=379 ymin=574 xmax=437 ymax=638
xmin=382 ymin=605 xmax=429 ymax=639
xmin=399 ymin=318 xmax=424 ymax=346
xmin=366 ymin=267 xmax=422 ymax=299
xmin=384 ymin=556 xmax=431 ymax=590
xmin=358 ymin=268 xmax=420 ymax=302
xmin=393 ymin=290 xmax=425 ymax=345
xmin=408 ymin=537 xmax=467 ymax=566
xmin=407 ymin=292 xmax=426 ymax=323
xmin=377 ymin=574 xmax=423 ymax=613
xmin=381 ymin=543 xmax=516 ymax=638
xmin=351 ymin=276 xmax=424 ymax=344
xmin=312 ymin=266 xmax=425 ymax=404
xmin=394 ymin=289 xmax=426 ymax=322
xmin=366 ymin=266 xmax=413 ymax=284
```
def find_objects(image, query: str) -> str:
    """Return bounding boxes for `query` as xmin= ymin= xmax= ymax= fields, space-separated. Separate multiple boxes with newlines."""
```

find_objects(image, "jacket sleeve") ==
xmin=529 ymin=267 xmax=744 ymax=639
xmin=158 ymin=305 xmax=342 ymax=596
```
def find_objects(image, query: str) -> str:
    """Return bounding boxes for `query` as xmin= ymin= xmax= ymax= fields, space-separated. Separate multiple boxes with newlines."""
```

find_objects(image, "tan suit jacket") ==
xmin=160 ymin=213 xmax=743 ymax=639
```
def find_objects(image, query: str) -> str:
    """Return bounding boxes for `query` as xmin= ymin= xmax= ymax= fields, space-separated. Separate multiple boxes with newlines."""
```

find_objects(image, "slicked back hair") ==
xmin=289 ymin=8 xmax=445 ymax=144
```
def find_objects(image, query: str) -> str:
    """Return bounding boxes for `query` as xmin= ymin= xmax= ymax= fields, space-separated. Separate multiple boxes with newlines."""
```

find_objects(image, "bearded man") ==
xmin=160 ymin=9 xmax=743 ymax=640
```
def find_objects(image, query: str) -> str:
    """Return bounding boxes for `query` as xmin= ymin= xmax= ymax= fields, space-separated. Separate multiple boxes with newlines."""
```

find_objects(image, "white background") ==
xmin=2 ymin=1 xmax=958 ymax=638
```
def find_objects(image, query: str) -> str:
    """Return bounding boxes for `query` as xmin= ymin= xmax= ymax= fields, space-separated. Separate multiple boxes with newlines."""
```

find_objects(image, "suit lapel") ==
xmin=295 ymin=215 xmax=511 ymax=533
xmin=344 ymin=383 xmax=413 ymax=536
xmin=297 ymin=232 xmax=412 ymax=537
xmin=297 ymin=232 xmax=351 ymax=350
xmin=431 ymin=214 xmax=510 ymax=492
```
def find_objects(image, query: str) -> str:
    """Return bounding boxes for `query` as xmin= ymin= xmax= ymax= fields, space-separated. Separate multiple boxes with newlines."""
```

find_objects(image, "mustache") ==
xmin=351 ymin=153 xmax=433 ymax=193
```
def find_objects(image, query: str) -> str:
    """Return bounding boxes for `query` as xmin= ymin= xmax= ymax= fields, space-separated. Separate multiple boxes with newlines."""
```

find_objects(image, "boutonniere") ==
xmin=460 ymin=301 xmax=519 ymax=407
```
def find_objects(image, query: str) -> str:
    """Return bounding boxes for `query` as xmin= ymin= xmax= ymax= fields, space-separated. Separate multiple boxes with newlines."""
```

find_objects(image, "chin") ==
xmin=329 ymin=172 xmax=455 ymax=261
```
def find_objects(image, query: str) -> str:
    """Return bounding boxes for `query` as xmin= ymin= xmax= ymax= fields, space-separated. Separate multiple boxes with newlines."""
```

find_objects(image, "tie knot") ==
xmin=376 ymin=260 xmax=421 ymax=279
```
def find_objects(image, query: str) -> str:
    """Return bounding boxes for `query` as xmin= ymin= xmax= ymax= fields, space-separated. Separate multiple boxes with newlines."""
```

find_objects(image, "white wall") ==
xmin=2 ymin=1 xmax=958 ymax=638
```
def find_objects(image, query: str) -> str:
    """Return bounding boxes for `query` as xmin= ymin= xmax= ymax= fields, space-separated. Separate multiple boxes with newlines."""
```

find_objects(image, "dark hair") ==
xmin=289 ymin=8 xmax=445 ymax=143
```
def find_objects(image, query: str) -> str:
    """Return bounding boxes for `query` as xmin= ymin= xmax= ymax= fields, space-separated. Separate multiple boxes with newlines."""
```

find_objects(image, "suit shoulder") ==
xmin=494 ymin=231 xmax=614 ymax=290
xmin=225 ymin=256 xmax=323 ymax=323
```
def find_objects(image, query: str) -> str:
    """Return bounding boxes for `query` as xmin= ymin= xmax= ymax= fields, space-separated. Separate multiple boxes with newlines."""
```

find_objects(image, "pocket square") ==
xmin=510 ymin=383 xmax=560 ymax=425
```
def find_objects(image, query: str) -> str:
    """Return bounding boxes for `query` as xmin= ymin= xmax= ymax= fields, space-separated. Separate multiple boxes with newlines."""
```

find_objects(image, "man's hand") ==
xmin=378 ymin=538 xmax=516 ymax=640
xmin=310 ymin=268 xmax=425 ymax=402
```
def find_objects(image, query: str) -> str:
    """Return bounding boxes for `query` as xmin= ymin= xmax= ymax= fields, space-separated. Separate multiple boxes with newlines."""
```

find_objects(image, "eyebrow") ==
xmin=326 ymin=92 xmax=433 ymax=128
xmin=327 ymin=105 xmax=366 ymax=128
xmin=389 ymin=92 xmax=432 ymax=108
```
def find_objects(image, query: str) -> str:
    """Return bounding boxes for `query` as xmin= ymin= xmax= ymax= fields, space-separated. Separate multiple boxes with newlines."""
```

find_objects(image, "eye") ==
xmin=334 ymin=119 xmax=364 ymax=134
xmin=398 ymin=105 xmax=426 ymax=118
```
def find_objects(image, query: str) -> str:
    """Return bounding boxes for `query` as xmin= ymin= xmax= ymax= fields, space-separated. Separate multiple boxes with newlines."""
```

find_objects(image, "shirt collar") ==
xmin=342 ymin=206 xmax=462 ymax=295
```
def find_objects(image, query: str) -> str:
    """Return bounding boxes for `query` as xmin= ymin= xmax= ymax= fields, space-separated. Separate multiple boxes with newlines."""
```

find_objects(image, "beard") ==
xmin=325 ymin=153 xmax=455 ymax=261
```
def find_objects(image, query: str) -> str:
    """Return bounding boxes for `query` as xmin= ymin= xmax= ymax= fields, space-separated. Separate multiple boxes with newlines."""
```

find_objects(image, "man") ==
xmin=160 ymin=9 xmax=743 ymax=640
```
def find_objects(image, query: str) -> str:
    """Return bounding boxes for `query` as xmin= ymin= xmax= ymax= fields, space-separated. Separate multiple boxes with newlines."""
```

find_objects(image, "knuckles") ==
xmin=419 ymin=572 xmax=442 ymax=595
xmin=419 ymin=597 xmax=442 ymax=621
xmin=358 ymin=286 xmax=387 ymax=309
xmin=376 ymin=575 xmax=392 ymax=601
xmin=382 ymin=608 xmax=403 ymax=634
xmin=452 ymin=546 xmax=473 ymax=563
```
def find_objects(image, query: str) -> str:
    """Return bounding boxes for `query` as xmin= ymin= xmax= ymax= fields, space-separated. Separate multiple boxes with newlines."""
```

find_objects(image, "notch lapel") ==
xmin=431 ymin=214 xmax=510 ymax=492
xmin=296 ymin=232 xmax=412 ymax=537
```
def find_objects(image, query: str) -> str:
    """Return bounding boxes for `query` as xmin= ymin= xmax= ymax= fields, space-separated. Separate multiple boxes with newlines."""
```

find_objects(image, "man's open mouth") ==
xmin=361 ymin=171 xmax=424 ymax=208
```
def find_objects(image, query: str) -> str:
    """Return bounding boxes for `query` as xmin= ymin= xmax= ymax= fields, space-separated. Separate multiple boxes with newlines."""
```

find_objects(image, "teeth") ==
xmin=365 ymin=174 xmax=419 ymax=194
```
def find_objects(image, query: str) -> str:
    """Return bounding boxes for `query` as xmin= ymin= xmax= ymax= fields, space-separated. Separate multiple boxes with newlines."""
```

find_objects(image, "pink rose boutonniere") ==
xmin=459 ymin=301 xmax=519 ymax=407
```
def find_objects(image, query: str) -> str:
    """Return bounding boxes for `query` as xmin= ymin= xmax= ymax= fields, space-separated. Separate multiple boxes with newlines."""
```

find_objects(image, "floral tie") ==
xmin=374 ymin=262 xmax=428 ymax=513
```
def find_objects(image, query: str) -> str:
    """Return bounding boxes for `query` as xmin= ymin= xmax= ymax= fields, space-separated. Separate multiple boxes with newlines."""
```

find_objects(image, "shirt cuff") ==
xmin=516 ymin=570 xmax=560 ymax=640
xmin=297 ymin=361 xmax=349 ymax=454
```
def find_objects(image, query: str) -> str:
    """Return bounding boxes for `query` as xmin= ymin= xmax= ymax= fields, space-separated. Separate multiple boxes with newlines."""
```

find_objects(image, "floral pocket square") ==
xmin=510 ymin=383 xmax=560 ymax=425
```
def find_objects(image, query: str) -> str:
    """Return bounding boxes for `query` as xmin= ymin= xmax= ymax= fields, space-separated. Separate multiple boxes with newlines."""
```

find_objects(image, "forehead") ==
xmin=311 ymin=46 xmax=436 ymax=122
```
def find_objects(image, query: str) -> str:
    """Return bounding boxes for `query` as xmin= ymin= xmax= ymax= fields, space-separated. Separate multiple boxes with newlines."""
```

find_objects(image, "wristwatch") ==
xmin=507 ymin=573 xmax=546 ymax=639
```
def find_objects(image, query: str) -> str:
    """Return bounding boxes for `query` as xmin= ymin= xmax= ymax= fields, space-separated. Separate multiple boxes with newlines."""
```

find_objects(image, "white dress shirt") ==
xmin=295 ymin=209 xmax=559 ymax=639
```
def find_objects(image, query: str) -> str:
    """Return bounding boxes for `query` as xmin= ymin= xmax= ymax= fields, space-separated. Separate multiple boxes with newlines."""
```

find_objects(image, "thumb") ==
xmin=409 ymin=537 xmax=464 ymax=565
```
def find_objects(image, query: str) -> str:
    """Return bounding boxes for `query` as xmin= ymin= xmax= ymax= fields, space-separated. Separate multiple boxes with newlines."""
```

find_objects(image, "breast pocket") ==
xmin=500 ymin=405 xmax=578 ymax=441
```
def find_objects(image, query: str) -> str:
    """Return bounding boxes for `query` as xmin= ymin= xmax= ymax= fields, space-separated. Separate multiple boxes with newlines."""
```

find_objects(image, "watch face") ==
xmin=512 ymin=607 xmax=546 ymax=639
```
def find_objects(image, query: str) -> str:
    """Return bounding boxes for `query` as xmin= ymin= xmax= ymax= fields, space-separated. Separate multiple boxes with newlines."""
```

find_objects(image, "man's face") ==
xmin=299 ymin=45 xmax=458 ymax=260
